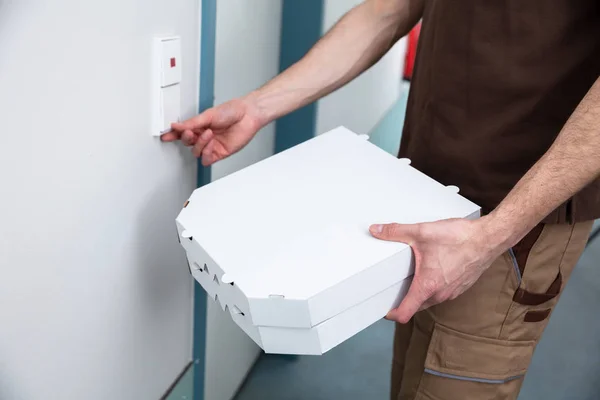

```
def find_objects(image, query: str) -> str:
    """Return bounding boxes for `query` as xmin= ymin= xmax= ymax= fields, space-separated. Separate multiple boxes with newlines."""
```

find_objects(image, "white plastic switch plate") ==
xmin=152 ymin=35 xmax=182 ymax=136
xmin=160 ymin=84 xmax=181 ymax=133
xmin=176 ymin=127 xmax=481 ymax=355
xmin=160 ymin=38 xmax=182 ymax=87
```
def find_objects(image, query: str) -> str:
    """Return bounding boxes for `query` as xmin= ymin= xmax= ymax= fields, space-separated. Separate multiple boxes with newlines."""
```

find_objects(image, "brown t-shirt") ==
xmin=400 ymin=0 xmax=600 ymax=223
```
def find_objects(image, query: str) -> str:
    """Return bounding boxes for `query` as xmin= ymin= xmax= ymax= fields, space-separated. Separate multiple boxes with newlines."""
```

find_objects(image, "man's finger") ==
xmin=173 ymin=110 xmax=213 ymax=132
xmin=181 ymin=130 xmax=198 ymax=147
xmin=201 ymin=139 xmax=217 ymax=166
xmin=192 ymin=129 xmax=214 ymax=158
xmin=386 ymin=279 xmax=431 ymax=323
xmin=417 ymin=297 xmax=437 ymax=313
xmin=369 ymin=223 xmax=420 ymax=243
xmin=386 ymin=296 xmax=434 ymax=322
xmin=160 ymin=131 xmax=180 ymax=142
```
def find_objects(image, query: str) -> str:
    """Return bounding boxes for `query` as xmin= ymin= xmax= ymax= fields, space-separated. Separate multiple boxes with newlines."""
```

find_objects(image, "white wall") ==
xmin=0 ymin=1 xmax=199 ymax=399
xmin=205 ymin=1 xmax=283 ymax=399
xmin=211 ymin=2 xmax=282 ymax=182
xmin=316 ymin=0 xmax=407 ymax=136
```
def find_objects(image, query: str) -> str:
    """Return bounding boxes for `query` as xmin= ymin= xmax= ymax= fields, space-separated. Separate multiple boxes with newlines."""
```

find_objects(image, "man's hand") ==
xmin=161 ymin=97 xmax=265 ymax=166
xmin=370 ymin=218 xmax=502 ymax=323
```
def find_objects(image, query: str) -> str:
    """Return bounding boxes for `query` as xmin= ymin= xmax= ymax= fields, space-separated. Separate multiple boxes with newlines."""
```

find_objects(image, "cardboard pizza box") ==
xmin=176 ymin=126 xmax=480 ymax=355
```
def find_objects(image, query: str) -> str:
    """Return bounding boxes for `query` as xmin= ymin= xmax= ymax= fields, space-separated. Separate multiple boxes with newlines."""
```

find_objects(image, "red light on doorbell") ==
xmin=170 ymin=57 xmax=176 ymax=68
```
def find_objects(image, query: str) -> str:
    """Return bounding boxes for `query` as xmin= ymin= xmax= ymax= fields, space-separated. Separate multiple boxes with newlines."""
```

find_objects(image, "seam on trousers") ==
xmin=507 ymin=248 xmax=522 ymax=285
xmin=423 ymin=368 xmax=524 ymax=384
xmin=556 ymin=224 xmax=576 ymax=276
xmin=498 ymin=256 xmax=517 ymax=339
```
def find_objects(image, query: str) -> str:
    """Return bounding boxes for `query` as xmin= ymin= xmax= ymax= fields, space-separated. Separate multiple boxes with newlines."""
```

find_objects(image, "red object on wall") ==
xmin=403 ymin=22 xmax=421 ymax=81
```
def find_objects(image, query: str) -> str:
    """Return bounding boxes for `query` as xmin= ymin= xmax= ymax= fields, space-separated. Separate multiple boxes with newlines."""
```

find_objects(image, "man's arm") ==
xmin=371 ymin=77 xmax=600 ymax=323
xmin=486 ymin=77 xmax=600 ymax=247
xmin=248 ymin=0 xmax=426 ymax=126
xmin=162 ymin=0 xmax=425 ymax=164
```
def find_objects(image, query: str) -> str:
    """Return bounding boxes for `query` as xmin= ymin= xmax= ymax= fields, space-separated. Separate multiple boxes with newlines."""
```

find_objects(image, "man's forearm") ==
xmin=246 ymin=0 xmax=424 ymax=127
xmin=485 ymin=77 xmax=600 ymax=248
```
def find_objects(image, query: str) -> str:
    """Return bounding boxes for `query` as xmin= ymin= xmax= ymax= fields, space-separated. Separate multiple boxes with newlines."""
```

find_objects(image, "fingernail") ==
xmin=370 ymin=224 xmax=383 ymax=234
xmin=201 ymin=131 xmax=211 ymax=140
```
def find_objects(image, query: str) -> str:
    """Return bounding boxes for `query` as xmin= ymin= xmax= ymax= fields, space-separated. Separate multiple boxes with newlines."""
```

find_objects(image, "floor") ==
xmin=234 ymin=224 xmax=600 ymax=400
xmin=165 ymin=363 xmax=193 ymax=400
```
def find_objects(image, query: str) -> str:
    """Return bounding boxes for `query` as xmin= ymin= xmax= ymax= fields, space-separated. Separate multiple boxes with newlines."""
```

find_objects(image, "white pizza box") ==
xmin=175 ymin=126 xmax=480 ymax=355
xmin=186 ymin=257 xmax=412 ymax=355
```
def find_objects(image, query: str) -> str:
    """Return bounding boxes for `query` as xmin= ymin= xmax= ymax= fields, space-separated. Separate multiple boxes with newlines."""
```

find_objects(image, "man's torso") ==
xmin=401 ymin=0 xmax=600 ymax=222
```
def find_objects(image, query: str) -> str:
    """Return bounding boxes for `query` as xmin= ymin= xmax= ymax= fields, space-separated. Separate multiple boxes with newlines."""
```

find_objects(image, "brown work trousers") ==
xmin=391 ymin=221 xmax=593 ymax=400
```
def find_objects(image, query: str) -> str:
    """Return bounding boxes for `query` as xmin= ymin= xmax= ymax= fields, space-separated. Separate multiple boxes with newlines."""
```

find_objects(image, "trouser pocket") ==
xmin=502 ymin=224 xmax=565 ymax=340
xmin=415 ymin=323 xmax=535 ymax=400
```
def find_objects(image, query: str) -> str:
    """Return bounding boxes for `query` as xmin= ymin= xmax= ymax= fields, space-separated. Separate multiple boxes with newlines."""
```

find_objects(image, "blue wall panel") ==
xmin=193 ymin=0 xmax=216 ymax=398
xmin=274 ymin=0 xmax=324 ymax=153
